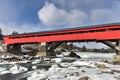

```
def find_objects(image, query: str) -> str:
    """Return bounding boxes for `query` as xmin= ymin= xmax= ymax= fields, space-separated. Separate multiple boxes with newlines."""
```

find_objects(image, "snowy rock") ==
xmin=68 ymin=66 xmax=78 ymax=70
xmin=56 ymin=54 xmax=64 ymax=58
xmin=32 ymin=59 xmax=40 ymax=64
xmin=48 ymin=65 xmax=59 ymax=71
xmin=67 ymin=76 xmax=79 ymax=80
xmin=32 ymin=66 xmax=37 ymax=69
xmin=79 ymin=76 xmax=89 ymax=80
xmin=0 ymin=70 xmax=10 ymax=74
xmin=59 ymin=63 xmax=72 ymax=68
xmin=44 ymin=57 xmax=51 ymax=61
xmin=61 ymin=52 xmax=70 ymax=57
xmin=51 ymin=58 xmax=63 ymax=63
xmin=27 ymin=72 xmax=47 ymax=80
xmin=69 ymin=51 xmax=81 ymax=59
xmin=97 ymin=64 xmax=108 ymax=69
xmin=10 ymin=64 xmax=28 ymax=74
xmin=49 ymin=73 xmax=65 ymax=79
xmin=73 ymin=61 xmax=96 ymax=67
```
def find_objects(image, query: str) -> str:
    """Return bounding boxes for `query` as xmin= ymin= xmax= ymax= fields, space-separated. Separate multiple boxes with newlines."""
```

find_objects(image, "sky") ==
xmin=0 ymin=0 xmax=120 ymax=48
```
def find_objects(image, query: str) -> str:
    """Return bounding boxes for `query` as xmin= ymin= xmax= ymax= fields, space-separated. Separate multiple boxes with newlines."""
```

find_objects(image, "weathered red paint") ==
xmin=3 ymin=23 xmax=120 ymax=44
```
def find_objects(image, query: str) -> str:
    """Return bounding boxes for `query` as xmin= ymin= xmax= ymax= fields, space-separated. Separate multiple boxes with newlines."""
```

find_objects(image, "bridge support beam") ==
xmin=37 ymin=42 xmax=63 ymax=56
xmin=101 ymin=40 xmax=120 ymax=62
xmin=46 ymin=42 xmax=63 ymax=56
xmin=101 ymin=41 xmax=119 ymax=53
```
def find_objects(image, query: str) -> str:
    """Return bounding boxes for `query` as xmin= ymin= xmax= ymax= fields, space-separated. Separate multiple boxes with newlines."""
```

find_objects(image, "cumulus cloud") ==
xmin=38 ymin=1 xmax=120 ymax=27
xmin=38 ymin=2 xmax=88 ymax=27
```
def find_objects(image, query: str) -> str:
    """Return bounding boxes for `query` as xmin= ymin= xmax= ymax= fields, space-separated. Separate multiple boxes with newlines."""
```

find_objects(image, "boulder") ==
xmin=113 ymin=55 xmax=120 ymax=62
xmin=69 ymin=51 xmax=81 ymax=59
xmin=97 ymin=64 xmax=108 ymax=69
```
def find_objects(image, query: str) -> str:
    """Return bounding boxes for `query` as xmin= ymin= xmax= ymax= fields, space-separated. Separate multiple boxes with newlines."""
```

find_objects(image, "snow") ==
xmin=10 ymin=64 xmax=28 ymax=74
xmin=76 ymin=52 xmax=115 ymax=59
xmin=31 ymin=59 xmax=41 ymax=64
xmin=0 ymin=52 xmax=120 ymax=80
xmin=27 ymin=60 xmax=120 ymax=80
xmin=26 ymin=52 xmax=120 ymax=80
xmin=32 ymin=66 xmax=37 ymax=69
xmin=73 ymin=60 xmax=96 ymax=67
xmin=51 ymin=58 xmax=63 ymax=63
xmin=27 ymin=71 xmax=47 ymax=80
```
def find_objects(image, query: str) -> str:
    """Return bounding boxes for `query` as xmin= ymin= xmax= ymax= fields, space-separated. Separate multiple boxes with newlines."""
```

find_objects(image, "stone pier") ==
xmin=37 ymin=42 xmax=62 ymax=56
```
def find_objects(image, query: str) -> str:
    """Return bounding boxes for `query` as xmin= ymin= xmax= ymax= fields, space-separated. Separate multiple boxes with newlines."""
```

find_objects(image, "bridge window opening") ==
xmin=9 ymin=37 xmax=22 ymax=39
xmin=21 ymin=36 xmax=35 ymax=38
xmin=110 ymin=28 xmax=120 ymax=31
xmin=88 ymin=30 xmax=96 ymax=32
xmin=95 ymin=29 xmax=106 ymax=32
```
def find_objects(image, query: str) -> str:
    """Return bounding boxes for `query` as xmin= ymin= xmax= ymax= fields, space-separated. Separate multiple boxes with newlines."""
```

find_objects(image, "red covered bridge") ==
xmin=3 ymin=23 xmax=120 ymax=55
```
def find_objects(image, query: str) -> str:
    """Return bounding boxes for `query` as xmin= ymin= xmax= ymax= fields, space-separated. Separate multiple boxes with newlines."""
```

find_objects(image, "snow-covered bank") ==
xmin=62 ymin=52 xmax=115 ymax=58
xmin=62 ymin=52 xmax=115 ymax=61
xmin=76 ymin=52 xmax=115 ymax=58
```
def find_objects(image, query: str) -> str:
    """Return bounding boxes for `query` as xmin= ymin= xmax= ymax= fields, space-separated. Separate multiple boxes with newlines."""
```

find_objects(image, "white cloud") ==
xmin=0 ymin=23 xmax=17 ymax=35
xmin=38 ymin=1 xmax=119 ymax=27
xmin=0 ymin=23 xmax=45 ymax=35
xmin=38 ymin=2 xmax=88 ymax=27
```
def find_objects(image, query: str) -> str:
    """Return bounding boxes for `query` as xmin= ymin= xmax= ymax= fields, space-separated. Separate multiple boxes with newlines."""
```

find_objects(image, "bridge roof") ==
xmin=5 ymin=22 xmax=120 ymax=37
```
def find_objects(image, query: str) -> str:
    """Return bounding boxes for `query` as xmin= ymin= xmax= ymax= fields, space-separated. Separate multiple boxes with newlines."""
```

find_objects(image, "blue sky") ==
xmin=0 ymin=0 xmax=120 ymax=48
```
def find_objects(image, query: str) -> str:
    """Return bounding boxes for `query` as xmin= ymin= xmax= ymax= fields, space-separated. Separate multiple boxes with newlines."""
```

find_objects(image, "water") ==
xmin=0 ymin=60 xmax=54 ymax=80
xmin=0 ymin=52 xmax=115 ymax=80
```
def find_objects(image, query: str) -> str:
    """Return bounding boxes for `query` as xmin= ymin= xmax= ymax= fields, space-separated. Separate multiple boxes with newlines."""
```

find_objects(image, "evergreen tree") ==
xmin=12 ymin=30 xmax=19 ymax=35
xmin=82 ymin=45 xmax=87 ymax=51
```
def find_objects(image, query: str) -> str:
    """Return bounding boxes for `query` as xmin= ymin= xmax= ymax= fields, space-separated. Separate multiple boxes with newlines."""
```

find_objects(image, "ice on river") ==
xmin=27 ymin=52 xmax=120 ymax=80
xmin=0 ymin=64 xmax=28 ymax=74
xmin=0 ymin=52 xmax=120 ymax=80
